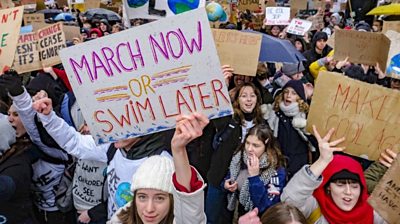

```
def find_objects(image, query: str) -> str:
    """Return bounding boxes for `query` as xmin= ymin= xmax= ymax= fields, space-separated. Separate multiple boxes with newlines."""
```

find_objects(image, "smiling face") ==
xmin=271 ymin=26 xmax=281 ymax=37
xmin=135 ymin=189 xmax=171 ymax=224
xmin=245 ymin=134 xmax=266 ymax=158
xmin=282 ymin=87 xmax=300 ymax=106
xmin=8 ymin=105 xmax=26 ymax=137
xmin=238 ymin=86 xmax=257 ymax=113
xmin=328 ymin=180 xmax=361 ymax=211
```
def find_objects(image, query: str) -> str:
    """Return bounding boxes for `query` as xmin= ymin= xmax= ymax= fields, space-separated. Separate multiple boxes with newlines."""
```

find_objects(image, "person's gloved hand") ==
xmin=0 ymin=70 xmax=24 ymax=96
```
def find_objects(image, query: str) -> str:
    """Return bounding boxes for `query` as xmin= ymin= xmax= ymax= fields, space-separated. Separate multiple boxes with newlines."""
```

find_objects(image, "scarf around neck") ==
xmin=227 ymin=151 xmax=276 ymax=211
xmin=313 ymin=155 xmax=373 ymax=224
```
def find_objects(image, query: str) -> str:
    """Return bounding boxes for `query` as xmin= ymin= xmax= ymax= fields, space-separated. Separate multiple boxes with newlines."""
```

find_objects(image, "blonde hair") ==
xmin=273 ymin=92 xmax=309 ymax=113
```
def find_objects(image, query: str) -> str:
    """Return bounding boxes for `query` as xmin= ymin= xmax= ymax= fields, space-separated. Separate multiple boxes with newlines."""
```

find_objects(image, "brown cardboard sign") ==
xmin=24 ymin=13 xmax=45 ymax=25
xmin=238 ymin=0 xmax=259 ymax=11
xmin=36 ymin=22 xmax=66 ymax=67
xmin=290 ymin=0 xmax=307 ymax=10
xmin=0 ymin=6 xmax=24 ymax=73
xmin=368 ymin=156 xmax=400 ymax=224
xmin=212 ymin=29 xmax=262 ymax=76
xmin=306 ymin=71 xmax=400 ymax=160
xmin=334 ymin=29 xmax=390 ymax=71
xmin=85 ymin=0 xmax=100 ymax=10
xmin=382 ymin=21 xmax=400 ymax=34
xmin=13 ymin=32 xmax=42 ymax=73
xmin=0 ymin=0 xmax=14 ymax=9
xmin=63 ymin=25 xmax=81 ymax=42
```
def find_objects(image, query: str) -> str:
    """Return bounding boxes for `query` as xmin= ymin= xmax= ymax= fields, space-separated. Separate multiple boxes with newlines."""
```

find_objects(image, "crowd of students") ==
xmin=1 ymin=0 xmax=399 ymax=224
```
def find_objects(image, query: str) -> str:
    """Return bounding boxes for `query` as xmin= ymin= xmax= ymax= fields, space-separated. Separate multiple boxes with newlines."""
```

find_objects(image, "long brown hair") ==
xmin=117 ymin=191 xmax=174 ymax=224
xmin=234 ymin=124 xmax=285 ymax=169
xmin=260 ymin=202 xmax=307 ymax=224
xmin=232 ymin=83 xmax=264 ymax=125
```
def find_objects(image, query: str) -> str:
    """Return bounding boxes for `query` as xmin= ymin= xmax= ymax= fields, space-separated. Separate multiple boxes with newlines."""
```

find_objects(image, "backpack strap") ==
xmin=101 ymin=144 xmax=118 ymax=203
xmin=307 ymin=206 xmax=321 ymax=224
xmin=106 ymin=144 xmax=118 ymax=165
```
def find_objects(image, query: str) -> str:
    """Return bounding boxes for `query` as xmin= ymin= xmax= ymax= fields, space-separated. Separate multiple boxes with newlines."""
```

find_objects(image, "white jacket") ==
xmin=108 ymin=168 xmax=207 ymax=224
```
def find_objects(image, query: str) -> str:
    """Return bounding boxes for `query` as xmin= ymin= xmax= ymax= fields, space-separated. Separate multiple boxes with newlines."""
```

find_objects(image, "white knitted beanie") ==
xmin=131 ymin=155 xmax=175 ymax=194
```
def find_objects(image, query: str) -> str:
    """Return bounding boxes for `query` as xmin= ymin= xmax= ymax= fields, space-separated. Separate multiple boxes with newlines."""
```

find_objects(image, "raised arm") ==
xmin=171 ymin=112 xmax=209 ymax=190
xmin=32 ymin=96 xmax=108 ymax=162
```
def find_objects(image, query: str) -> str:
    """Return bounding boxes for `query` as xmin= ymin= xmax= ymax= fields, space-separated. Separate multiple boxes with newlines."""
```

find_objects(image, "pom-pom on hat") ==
xmin=131 ymin=155 xmax=175 ymax=194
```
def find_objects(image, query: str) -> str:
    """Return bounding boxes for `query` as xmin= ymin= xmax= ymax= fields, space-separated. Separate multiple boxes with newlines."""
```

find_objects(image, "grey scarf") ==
xmin=227 ymin=151 xmax=276 ymax=211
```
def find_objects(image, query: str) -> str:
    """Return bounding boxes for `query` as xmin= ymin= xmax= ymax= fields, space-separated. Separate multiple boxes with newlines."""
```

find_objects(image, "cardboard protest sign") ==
xmin=60 ymin=8 xmax=233 ymax=144
xmin=238 ymin=0 xmax=258 ymax=11
xmin=368 ymin=156 xmax=400 ymax=224
xmin=37 ymin=22 xmax=66 ymax=67
xmin=265 ymin=0 xmax=275 ymax=7
xmin=307 ymin=14 xmax=323 ymax=31
xmin=0 ymin=6 xmax=24 ymax=73
xmin=290 ymin=0 xmax=307 ymax=10
xmin=24 ymin=13 xmax=45 ymax=25
xmin=287 ymin=18 xmax=312 ymax=36
xmin=307 ymin=72 xmax=400 ymax=160
xmin=0 ymin=0 xmax=14 ymax=9
xmin=334 ymin=29 xmax=390 ymax=71
xmin=123 ymin=0 xmax=206 ymax=20
xmin=85 ymin=0 xmax=100 ymax=9
xmin=63 ymin=25 xmax=81 ymax=42
xmin=31 ymin=22 xmax=49 ymax=31
xmin=382 ymin=21 xmax=400 ymax=34
xmin=265 ymin=7 xmax=290 ymax=25
xmin=311 ymin=0 xmax=325 ymax=9
xmin=13 ymin=32 xmax=42 ymax=73
xmin=385 ymin=31 xmax=400 ymax=80
xmin=212 ymin=29 xmax=261 ymax=76
xmin=326 ymin=32 xmax=334 ymax=47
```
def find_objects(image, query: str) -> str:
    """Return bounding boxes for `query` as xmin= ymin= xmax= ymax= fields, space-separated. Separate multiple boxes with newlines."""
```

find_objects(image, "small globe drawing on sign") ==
xmin=127 ymin=0 xmax=148 ymax=8
xmin=206 ymin=2 xmax=227 ymax=22
xmin=168 ymin=0 xmax=201 ymax=14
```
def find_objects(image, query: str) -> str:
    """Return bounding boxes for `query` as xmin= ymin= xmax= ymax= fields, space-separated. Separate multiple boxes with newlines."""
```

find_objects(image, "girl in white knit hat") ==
xmin=108 ymin=112 xmax=208 ymax=224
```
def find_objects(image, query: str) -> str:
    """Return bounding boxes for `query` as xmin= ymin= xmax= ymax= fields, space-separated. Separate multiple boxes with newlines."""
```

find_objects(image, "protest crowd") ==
xmin=1 ymin=0 xmax=400 ymax=223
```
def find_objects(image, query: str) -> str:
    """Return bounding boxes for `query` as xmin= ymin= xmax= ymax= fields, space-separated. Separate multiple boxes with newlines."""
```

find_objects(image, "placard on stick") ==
xmin=306 ymin=71 xmax=400 ymax=160
xmin=334 ymin=29 xmax=390 ymax=71
xmin=85 ymin=0 xmax=100 ymax=10
xmin=59 ymin=8 xmax=233 ymax=144
xmin=0 ymin=6 xmax=24 ymax=73
xmin=368 ymin=156 xmax=400 ymax=224
xmin=212 ymin=29 xmax=261 ymax=76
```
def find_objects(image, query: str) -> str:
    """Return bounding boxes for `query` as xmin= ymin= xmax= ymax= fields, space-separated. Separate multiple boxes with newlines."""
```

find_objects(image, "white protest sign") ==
xmin=60 ymin=8 xmax=233 ymax=144
xmin=287 ymin=18 xmax=312 ymax=36
xmin=265 ymin=7 xmax=290 ymax=25
xmin=123 ymin=0 xmax=206 ymax=20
